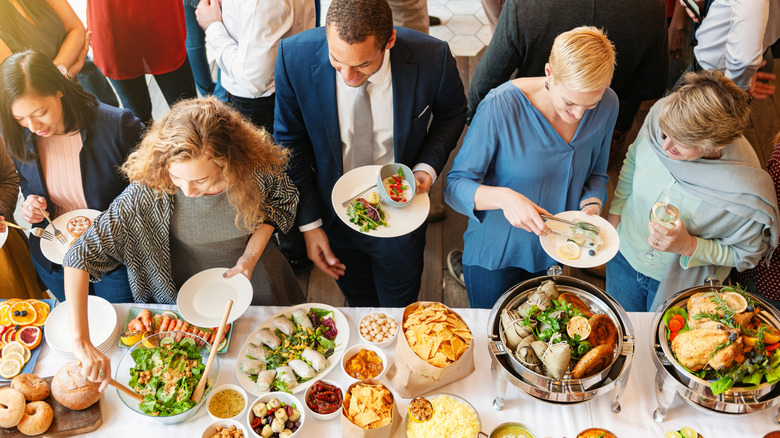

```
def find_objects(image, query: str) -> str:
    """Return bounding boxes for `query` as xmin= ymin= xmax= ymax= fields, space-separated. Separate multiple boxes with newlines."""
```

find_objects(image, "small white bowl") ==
xmin=341 ymin=343 xmax=388 ymax=382
xmin=303 ymin=379 xmax=343 ymax=421
xmin=247 ymin=392 xmax=306 ymax=438
xmin=358 ymin=312 xmax=399 ymax=348
xmin=202 ymin=419 xmax=248 ymax=438
xmin=206 ymin=384 xmax=248 ymax=421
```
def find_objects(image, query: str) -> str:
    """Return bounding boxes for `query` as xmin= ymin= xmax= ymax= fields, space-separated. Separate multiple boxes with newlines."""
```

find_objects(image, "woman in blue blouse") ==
xmin=445 ymin=27 xmax=618 ymax=308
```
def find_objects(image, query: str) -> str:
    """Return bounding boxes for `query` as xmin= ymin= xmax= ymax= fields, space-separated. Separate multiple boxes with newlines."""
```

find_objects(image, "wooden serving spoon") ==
xmin=109 ymin=378 xmax=143 ymax=403
xmin=192 ymin=299 xmax=233 ymax=403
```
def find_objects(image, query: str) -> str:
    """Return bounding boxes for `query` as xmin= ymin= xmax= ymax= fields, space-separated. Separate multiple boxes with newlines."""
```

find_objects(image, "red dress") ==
xmin=87 ymin=0 xmax=187 ymax=80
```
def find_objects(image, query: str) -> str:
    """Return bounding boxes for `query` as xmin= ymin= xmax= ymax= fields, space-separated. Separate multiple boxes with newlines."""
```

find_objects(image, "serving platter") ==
xmin=331 ymin=165 xmax=429 ymax=238
xmin=236 ymin=303 xmax=349 ymax=397
xmin=0 ymin=299 xmax=54 ymax=381
xmin=117 ymin=307 xmax=234 ymax=354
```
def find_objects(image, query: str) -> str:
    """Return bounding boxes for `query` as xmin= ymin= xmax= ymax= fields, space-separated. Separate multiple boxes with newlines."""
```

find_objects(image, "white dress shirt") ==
xmin=205 ymin=0 xmax=315 ymax=98
xmin=299 ymin=50 xmax=436 ymax=232
xmin=694 ymin=0 xmax=780 ymax=90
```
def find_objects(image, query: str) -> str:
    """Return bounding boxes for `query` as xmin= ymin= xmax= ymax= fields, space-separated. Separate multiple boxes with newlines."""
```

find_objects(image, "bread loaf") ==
xmin=51 ymin=361 xmax=101 ymax=410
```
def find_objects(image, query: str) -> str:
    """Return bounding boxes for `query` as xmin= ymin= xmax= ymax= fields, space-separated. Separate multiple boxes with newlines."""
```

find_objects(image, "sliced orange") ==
xmin=4 ymin=299 xmax=21 ymax=306
xmin=0 ymin=358 xmax=21 ymax=379
xmin=8 ymin=302 xmax=36 ymax=326
xmin=16 ymin=326 xmax=41 ymax=350
xmin=0 ymin=305 xmax=11 ymax=326
xmin=28 ymin=300 xmax=49 ymax=327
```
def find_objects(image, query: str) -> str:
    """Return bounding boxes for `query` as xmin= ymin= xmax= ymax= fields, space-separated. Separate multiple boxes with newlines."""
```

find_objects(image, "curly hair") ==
xmin=325 ymin=0 xmax=393 ymax=50
xmin=658 ymin=70 xmax=751 ymax=154
xmin=548 ymin=26 xmax=616 ymax=93
xmin=121 ymin=97 xmax=289 ymax=231
xmin=0 ymin=50 xmax=97 ymax=161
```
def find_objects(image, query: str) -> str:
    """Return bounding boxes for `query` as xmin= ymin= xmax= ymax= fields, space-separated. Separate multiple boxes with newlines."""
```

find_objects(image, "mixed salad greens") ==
xmin=346 ymin=197 xmax=387 ymax=232
xmin=128 ymin=337 xmax=205 ymax=416
xmin=526 ymin=299 xmax=594 ymax=361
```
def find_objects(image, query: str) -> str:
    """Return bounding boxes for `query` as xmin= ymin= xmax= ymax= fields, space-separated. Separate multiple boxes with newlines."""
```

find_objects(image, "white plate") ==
xmin=44 ymin=295 xmax=117 ymax=354
xmin=0 ymin=227 xmax=7 ymax=250
xmin=40 ymin=209 xmax=101 ymax=264
xmin=236 ymin=303 xmax=350 ymax=397
xmin=539 ymin=211 xmax=620 ymax=269
xmin=176 ymin=268 xmax=252 ymax=327
xmin=331 ymin=165 xmax=430 ymax=238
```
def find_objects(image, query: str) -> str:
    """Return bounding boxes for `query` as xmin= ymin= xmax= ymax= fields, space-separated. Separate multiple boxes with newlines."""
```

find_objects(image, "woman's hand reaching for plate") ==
xmin=648 ymin=218 xmax=697 ymax=257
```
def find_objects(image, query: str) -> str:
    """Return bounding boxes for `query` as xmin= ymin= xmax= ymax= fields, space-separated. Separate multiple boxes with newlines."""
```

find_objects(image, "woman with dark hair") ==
xmin=62 ymin=97 xmax=303 ymax=389
xmin=0 ymin=50 xmax=144 ymax=301
xmin=0 ymin=0 xmax=118 ymax=105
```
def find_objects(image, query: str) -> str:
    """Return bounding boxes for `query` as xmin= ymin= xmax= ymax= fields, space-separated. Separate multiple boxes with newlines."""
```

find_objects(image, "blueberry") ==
xmin=20 ymin=310 xmax=27 ymax=317
xmin=12 ymin=310 xmax=19 ymax=317
xmin=717 ymin=324 xmax=723 ymax=330
xmin=729 ymin=332 xmax=737 ymax=342
xmin=746 ymin=305 xmax=754 ymax=312
xmin=588 ymin=249 xmax=596 ymax=256
xmin=728 ymin=317 xmax=734 ymax=325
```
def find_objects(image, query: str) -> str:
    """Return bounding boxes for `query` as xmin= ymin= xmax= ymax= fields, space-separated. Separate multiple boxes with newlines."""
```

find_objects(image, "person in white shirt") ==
xmin=196 ymin=0 xmax=315 ymax=133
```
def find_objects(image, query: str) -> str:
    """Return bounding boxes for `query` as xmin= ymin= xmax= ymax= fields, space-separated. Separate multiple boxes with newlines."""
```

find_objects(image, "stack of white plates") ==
xmin=44 ymin=295 xmax=119 ymax=359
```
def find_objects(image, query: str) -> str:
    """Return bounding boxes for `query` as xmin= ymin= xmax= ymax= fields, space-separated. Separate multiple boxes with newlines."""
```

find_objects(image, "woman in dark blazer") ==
xmin=0 ymin=50 xmax=143 ymax=301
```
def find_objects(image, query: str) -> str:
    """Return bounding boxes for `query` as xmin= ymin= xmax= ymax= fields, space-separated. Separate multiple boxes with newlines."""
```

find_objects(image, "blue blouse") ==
xmin=445 ymin=81 xmax=618 ymax=272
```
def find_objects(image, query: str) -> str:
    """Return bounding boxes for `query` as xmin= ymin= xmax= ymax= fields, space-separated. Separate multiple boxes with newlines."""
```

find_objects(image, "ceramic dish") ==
xmin=304 ymin=379 xmax=343 ymax=421
xmin=0 ymin=298 xmax=54 ymax=381
xmin=331 ymin=165 xmax=430 ymax=238
xmin=44 ymin=295 xmax=117 ymax=356
xmin=236 ymin=303 xmax=349 ymax=397
xmin=202 ymin=419 xmax=248 ymax=438
xmin=247 ymin=392 xmax=305 ymax=438
xmin=206 ymin=384 xmax=248 ymax=421
xmin=357 ymin=312 xmax=399 ymax=348
xmin=177 ymin=268 xmax=252 ymax=327
xmin=377 ymin=163 xmax=416 ymax=208
xmin=40 ymin=208 xmax=101 ymax=264
xmin=341 ymin=343 xmax=388 ymax=382
xmin=539 ymin=210 xmax=619 ymax=268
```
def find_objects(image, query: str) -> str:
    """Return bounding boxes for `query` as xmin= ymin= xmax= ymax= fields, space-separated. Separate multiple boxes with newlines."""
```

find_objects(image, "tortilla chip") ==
xmin=344 ymin=383 xmax=393 ymax=429
xmin=403 ymin=303 xmax=473 ymax=367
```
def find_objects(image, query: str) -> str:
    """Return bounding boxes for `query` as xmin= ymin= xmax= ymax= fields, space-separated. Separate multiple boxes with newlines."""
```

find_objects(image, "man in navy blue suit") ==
xmin=274 ymin=0 xmax=466 ymax=306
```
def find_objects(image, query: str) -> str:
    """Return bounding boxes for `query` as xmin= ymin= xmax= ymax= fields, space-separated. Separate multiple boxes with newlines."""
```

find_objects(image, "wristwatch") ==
xmin=55 ymin=63 xmax=73 ymax=80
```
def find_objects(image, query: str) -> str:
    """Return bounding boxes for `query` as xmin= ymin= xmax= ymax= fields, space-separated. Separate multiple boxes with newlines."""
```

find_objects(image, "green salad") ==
xmin=128 ymin=337 xmax=206 ymax=416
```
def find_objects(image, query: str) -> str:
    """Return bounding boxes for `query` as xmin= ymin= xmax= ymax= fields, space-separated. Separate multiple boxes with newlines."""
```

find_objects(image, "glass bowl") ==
xmin=114 ymin=330 xmax=220 ymax=424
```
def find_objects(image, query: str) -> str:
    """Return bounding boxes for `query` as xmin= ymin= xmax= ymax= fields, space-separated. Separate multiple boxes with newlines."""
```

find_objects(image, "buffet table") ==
xmin=32 ymin=305 xmax=780 ymax=437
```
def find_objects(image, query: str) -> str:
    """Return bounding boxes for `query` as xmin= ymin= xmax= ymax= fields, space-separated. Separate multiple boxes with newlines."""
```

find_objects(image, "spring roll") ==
xmin=275 ymin=366 xmax=298 ymax=388
xmin=272 ymin=316 xmax=297 ymax=336
xmin=301 ymin=348 xmax=328 ymax=372
xmin=245 ymin=344 xmax=269 ymax=362
xmin=288 ymin=359 xmax=316 ymax=380
xmin=292 ymin=308 xmax=313 ymax=329
xmin=254 ymin=328 xmax=281 ymax=349
xmin=255 ymin=369 xmax=276 ymax=391
xmin=240 ymin=359 xmax=266 ymax=375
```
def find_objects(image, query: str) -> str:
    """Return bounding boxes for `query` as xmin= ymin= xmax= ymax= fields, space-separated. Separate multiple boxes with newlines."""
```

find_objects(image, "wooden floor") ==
xmin=148 ymin=53 xmax=780 ymax=309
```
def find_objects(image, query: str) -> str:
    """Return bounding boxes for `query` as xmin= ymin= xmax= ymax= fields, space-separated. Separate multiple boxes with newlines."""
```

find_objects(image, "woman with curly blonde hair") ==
xmin=62 ymin=97 xmax=304 ymax=388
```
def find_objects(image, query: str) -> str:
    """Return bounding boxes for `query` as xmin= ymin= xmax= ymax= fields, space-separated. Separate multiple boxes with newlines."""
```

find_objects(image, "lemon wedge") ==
xmin=557 ymin=241 xmax=581 ymax=260
xmin=567 ymin=316 xmax=591 ymax=340
xmin=723 ymin=292 xmax=748 ymax=313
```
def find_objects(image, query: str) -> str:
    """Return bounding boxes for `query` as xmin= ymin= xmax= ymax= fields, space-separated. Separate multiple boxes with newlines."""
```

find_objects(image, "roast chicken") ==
xmin=671 ymin=329 xmax=742 ymax=371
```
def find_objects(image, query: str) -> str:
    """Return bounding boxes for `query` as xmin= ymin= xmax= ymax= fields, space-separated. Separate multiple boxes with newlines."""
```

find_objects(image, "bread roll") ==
xmin=16 ymin=401 xmax=53 ymax=436
xmin=51 ymin=361 xmax=101 ymax=410
xmin=11 ymin=374 xmax=50 ymax=402
xmin=0 ymin=387 xmax=25 ymax=427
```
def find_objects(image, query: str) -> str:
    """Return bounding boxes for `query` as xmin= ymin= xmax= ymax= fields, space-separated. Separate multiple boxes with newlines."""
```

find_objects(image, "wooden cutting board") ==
xmin=0 ymin=376 xmax=102 ymax=437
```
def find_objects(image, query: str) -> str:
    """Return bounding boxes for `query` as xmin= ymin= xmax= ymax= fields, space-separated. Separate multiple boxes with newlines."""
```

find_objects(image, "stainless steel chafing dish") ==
xmin=487 ymin=270 xmax=635 ymax=411
xmin=651 ymin=279 xmax=780 ymax=423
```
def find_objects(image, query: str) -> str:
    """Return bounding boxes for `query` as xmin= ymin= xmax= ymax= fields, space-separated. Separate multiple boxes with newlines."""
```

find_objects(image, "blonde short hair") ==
xmin=658 ymin=70 xmax=750 ymax=154
xmin=548 ymin=26 xmax=616 ymax=93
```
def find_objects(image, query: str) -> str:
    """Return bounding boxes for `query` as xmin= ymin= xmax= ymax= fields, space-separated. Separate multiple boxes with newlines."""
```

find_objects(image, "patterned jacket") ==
xmin=62 ymin=171 xmax=299 ymax=303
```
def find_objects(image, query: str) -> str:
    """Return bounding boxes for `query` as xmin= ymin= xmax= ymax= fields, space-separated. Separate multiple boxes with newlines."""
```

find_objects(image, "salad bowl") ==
xmin=114 ymin=331 xmax=220 ymax=424
xmin=377 ymin=163 xmax=416 ymax=208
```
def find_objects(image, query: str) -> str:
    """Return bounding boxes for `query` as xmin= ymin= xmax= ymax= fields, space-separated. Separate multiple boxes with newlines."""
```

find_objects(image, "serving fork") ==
xmin=38 ymin=207 xmax=68 ymax=245
xmin=541 ymin=214 xmax=600 ymax=235
xmin=0 ymin=220 xmax=55 ymax=241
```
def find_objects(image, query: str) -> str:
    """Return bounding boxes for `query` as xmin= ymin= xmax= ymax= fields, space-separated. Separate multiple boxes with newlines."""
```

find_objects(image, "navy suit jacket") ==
xmin=274 ymin=27 xmax=467 ymax=229
xmin=12 ymin=103 xmax=143 ymax=271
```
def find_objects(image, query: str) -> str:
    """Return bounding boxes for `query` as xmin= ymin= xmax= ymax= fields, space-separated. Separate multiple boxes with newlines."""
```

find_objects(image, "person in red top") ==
xmin=87 ymin=0 xmax=197 ymax=124
xmin=733 ymin=131 xmax=780 ymax=308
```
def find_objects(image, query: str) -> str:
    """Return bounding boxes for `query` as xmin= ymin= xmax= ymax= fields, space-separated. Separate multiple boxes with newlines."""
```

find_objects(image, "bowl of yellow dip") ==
xmin=207 ymin=384 xmax=248 ymax=421
xmin=485 ymin=423 xmax=539 ymax=438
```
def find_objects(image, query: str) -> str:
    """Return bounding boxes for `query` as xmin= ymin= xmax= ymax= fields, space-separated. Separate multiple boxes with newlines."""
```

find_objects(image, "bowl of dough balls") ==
xmin=0 ymin=373 xmax=54 ymax=436
xmin=247 ymin=392 xmax=304 ymax=438
xmin=202 ymin=419 xmax=248 ymax=438
xmin=358 ymin=312 xmax=398 ymax=348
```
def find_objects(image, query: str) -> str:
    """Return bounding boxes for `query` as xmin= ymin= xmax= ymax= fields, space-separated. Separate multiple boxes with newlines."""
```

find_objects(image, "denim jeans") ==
xmin=32 ymin=258 xmax=134 ymax=303
xmin=76 ymin=58 xmax=119 ymax=107
xmin=227 ymin=93 xmax=275 ymax=134
xmin=184 ymin=4 xmax=215 ymax=96
xmin=462 ymin=264 xmax=547 ymax=309
xmin=606 ymin=250 xmax=661 ymax=312
xmin=109 ymin=56 xmax=197 ymax=125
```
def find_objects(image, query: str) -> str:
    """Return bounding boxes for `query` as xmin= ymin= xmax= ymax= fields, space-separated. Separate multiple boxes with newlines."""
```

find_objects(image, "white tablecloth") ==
xmin=33 ymin=305 xmax=780 ymax=437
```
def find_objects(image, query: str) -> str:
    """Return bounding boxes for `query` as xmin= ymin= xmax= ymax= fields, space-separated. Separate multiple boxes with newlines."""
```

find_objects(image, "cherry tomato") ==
xmin=669 ymin=318 xmax=684 ymax=333
xmin=766 ymin=343 xmax=780 ymax=351
xmin=670 ymin=331 xmax=678 ymax=343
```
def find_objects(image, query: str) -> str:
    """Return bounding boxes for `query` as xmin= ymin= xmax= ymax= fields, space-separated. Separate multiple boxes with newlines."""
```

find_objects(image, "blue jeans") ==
xmin=109 ymin=56 xmax=197 ymax=125
xmin=184 ymin=4 xmax=216 ymax=96
xmin=606 ymin=250 xmax=661 ymax=312
xmin=463 ymin=264 xmax=547 ymax=309
xmin=227 ymin=93 xmax=275 ymax=133
xmin=76 ymin=57 xmax=119 ymax=107
xmin=32 ymin=258 xmax=133 ymax=303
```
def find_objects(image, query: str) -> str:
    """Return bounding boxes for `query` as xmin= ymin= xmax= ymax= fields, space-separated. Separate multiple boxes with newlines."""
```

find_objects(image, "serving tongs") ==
xmin=541 ymin=214 xmax=600 ymax=234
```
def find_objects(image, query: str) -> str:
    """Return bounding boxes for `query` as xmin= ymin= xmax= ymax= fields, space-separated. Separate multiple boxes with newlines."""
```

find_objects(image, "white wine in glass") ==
xmin=636 ymin=188 xmax=682 ymax=266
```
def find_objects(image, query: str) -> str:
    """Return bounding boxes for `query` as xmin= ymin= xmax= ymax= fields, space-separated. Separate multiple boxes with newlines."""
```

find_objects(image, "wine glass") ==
xmin=636 ymin=188 xmax=682 ymax=266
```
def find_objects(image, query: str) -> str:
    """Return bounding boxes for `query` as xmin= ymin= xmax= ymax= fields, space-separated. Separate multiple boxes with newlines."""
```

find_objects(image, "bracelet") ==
xmin=580 ymin=201 xmax=602 ymax=212
xmin=55 ymin=63 xmax=73 ymax=81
